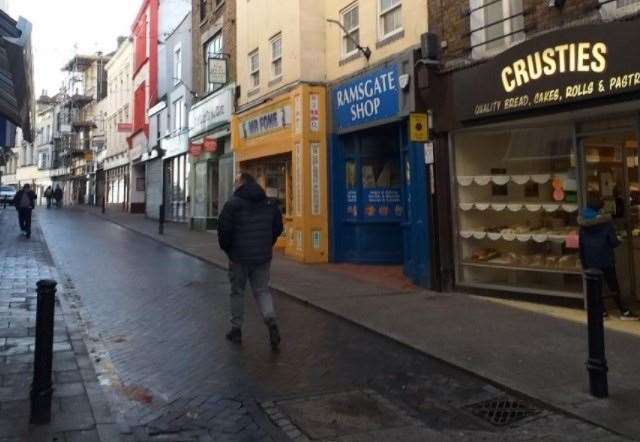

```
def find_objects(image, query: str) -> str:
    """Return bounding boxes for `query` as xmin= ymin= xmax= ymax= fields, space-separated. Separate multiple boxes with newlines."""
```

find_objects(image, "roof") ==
xmin=61 ymin=54 xmax=112 ymax=72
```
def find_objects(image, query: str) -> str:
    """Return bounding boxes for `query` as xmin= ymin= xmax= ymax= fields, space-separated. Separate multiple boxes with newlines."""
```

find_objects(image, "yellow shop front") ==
xmin=232 ymin=85 xmax=328 ymax=263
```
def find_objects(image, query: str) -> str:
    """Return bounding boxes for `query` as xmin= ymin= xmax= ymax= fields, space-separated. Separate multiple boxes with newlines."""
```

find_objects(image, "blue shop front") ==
xmin=329 ymin=56 xmax=433 ymax=287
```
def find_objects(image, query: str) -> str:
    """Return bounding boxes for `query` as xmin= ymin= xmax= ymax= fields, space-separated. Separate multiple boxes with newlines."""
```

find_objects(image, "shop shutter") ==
xmin=218 ymin=154 xmax=234 ymax=211
xmin=145 ymin=158 xmax=163 ymax=219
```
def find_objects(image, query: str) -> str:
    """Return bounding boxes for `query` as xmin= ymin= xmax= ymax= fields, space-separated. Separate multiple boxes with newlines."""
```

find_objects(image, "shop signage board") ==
xmin=409 ymin=113 xmax=428 ymax=142
xmin=188 ymin=84 xmax=234 ymax=138
xmin=363 ymin=188 xmax=403 ymax=220
xmin=208 ymin=57 xmax=228 ymax=87
xmin=332 ymin=63 xmax=400 ymax=132
xmin=241 ymin=106 xmax=291 ymax=139
xmin=310 ymin=143 xmax=321 ymax=216
xmin=455 ymin=20 xmax=640 ymax=121
xmin=310 ymin=94 xmax=320 ymax=132
xmin=117 ymin=123 xmax=133 ymax=133
xmin=189 ymin=143 xmax=203 ymax=157
xmin=203 ymin=138 xmax=217 ymax=152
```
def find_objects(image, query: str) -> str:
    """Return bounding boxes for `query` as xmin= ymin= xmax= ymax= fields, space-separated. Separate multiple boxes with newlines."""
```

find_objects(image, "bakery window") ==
xmin=453 ymin=124 xmax=583 ymax=298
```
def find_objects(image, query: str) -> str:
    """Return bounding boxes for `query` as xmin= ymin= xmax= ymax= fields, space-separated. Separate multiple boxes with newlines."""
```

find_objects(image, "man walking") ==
xmin=579 ymin=200 xmax=638 ymax=320
xmin=44 ymin=186 xmax=53 ymax=209
xmin=13 ymin=184 xmax=37 ymax=239
xmin=218 ymin=172 xmax=284 ymax=350
xmin=53 ymin=185 xmax=63 ymax=208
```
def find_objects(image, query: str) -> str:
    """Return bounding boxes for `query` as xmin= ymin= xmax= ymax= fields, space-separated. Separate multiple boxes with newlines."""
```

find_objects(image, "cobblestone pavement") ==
xmin=37 ymin=209 xmax=632 ymax=441
xmin=0 ymin=208 xmax=119 ymax=442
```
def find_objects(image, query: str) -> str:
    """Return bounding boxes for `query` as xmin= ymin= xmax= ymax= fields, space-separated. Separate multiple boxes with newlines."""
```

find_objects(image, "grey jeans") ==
xmin=229 ymin=261 xmax=276 ymax=328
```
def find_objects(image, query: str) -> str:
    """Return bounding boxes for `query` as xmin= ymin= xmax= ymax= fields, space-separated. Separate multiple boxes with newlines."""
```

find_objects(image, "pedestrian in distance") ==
xmin=579 ymin=199 xmax=638 ymax=320
xmin=218 ymin=172 xmax=284 ymax=351
xmin=12 ymin=184 xmax=37 ymax=239
xmin=53 ymin=185 xmax=63 ymax=208
xmin=44 ymin=186 xmax=53 ymax=209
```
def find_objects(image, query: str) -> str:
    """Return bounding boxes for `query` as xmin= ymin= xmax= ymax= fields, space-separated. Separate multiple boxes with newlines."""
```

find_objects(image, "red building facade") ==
xmin=127 ymin=0 xmax=159 ymax=213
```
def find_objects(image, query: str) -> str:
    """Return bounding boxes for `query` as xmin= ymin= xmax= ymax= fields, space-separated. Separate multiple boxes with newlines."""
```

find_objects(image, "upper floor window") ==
xmin=600 ymin=0 xmax=640 ymax=18
xmin=249 ymin=49 xmax=260 ymax=89
xmin=341 ymin=3 xmax=360 ymax=58
xmin=205 ymin=32 xmax=224 ymax=93
xmin=378 ymin=0 xmax=402 ymax=40
xmin=134 ymin=19 xmax=147 ymax=71
xmin=173 ymin=97 xmax=185 ymax=132
xmin=200 ymin=0 xmax=207 ymax=21
xmin=173 ymin=45 xmax=182 ymax=85
xmin=270 ymin=33 xmax=282 ymax=78
xmin=469 ymin=0 xmax=524 ymax=58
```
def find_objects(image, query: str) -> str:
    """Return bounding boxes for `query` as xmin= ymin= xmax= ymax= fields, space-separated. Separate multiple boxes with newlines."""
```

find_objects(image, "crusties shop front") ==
xmin=329 ymin=54 xmax=433 ymax=288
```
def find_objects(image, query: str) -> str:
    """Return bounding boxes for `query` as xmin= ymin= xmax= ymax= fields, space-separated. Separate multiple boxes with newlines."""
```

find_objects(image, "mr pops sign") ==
xmin=333 ymin=64 xmax=400 ymax=132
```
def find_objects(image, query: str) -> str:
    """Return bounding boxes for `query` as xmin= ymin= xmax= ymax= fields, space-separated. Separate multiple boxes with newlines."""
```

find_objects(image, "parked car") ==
xmin=0 ymin=185 xmax=17 ymax=206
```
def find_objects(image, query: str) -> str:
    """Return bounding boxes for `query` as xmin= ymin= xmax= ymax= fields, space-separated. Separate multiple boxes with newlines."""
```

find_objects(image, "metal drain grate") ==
xmin=465 ymin=396 xmax=540 ymax=427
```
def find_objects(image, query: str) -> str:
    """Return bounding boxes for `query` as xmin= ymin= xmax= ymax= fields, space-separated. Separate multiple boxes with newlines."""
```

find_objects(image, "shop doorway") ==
xmin=578 ymin=118 xmax=640 ymax=301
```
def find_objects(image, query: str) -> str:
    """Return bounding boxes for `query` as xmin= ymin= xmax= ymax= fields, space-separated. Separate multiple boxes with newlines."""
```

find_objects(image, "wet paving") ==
xmin=37 ymin=209 xmax=628 ymax=441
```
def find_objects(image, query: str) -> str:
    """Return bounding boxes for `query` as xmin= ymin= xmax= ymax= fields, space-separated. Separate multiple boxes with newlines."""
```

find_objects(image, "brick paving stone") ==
xmin=0 ymin=211 xmax=117 ymax=441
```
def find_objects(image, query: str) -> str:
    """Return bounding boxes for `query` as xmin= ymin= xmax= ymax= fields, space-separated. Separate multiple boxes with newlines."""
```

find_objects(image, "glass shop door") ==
xmin=578 ymin=119 xmax=640 ymax=301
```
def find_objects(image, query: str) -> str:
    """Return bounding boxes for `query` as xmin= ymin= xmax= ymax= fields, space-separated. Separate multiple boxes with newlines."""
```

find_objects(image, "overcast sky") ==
xmin=9 ymin=0 xmax=140 ymax=97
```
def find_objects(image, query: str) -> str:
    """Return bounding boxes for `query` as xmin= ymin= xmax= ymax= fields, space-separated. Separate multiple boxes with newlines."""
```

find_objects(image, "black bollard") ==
xmin=30 ymin=279 xmax=57 ymax=424
xmin=101 ymin=195 xmax=106 ymax=214
xmin=159 ymin=204 xmax=165 ymax=235
xmin=584 ymin=269 xmax=608 ymax=398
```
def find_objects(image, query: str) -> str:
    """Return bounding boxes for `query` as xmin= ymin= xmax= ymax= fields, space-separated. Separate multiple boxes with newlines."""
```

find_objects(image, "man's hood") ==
xmin=235 ymin=181 xmax=266 ymax=202
xmin=578 ymin=209 xmax=612 ymax=227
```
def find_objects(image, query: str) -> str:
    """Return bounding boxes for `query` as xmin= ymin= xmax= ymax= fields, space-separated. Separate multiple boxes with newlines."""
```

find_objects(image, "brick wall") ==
xmin=191 ymin=0 xmax=236 ymax=98
xmin=427 ymin=0 xmax=604 ymax=66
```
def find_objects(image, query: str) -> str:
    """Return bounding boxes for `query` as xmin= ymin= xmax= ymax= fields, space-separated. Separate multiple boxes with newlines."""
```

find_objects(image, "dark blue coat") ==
xmin=578 ymin=214 xmax=619 ymax=270
xmin=217 ymin=181 xmax=284 ymax=265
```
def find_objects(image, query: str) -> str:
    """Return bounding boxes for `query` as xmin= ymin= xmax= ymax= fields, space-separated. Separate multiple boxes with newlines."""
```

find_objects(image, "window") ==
xmin=173 ymin=45 xmax=182 ymax=84
xmin=204 ymin=32 xmax=224 ymax=93
xmin=173 ymin=97 xmax=185 ymax=132
xmin=378 ymin=0 xmax=402 ymax=39
xmin=341 ymin=3 xmax=360 ymax=57
xmin=200 ymin=0 xmax=207 ymax=21
xmin=469 ymin=0 xmax=524 ymax=57
xmin=600 ymin=0 xmax=640 ymax=18
xmin=270 ymin=33 xmax=282 ymax=78
xmin=249 ymin=49 xmax=260 ymax=89
xmin=133 ymin=83 xmax=146 ymax=131
xmin=134 ymin=19 xmax=147 ymax=71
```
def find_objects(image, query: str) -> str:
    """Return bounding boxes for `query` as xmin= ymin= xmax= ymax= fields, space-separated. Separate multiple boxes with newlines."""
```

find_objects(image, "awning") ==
xmin=0 ymin=11 xmax=34 ymax=145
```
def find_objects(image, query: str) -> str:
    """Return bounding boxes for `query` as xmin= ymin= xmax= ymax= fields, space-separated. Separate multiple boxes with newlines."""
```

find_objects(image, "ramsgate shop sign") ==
xmin=333 ymin=64 xmax=400 ymax=131
xmin=455 ymin=20 xmax=640 ymax=121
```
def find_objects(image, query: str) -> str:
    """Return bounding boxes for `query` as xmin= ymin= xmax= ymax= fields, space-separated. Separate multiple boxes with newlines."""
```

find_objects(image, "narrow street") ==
xmin=33 ymin=208 xmax=626 ymax=441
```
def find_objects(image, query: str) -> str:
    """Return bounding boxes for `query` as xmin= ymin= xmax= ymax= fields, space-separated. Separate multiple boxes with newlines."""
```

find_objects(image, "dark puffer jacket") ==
xmin=578 ymin=212 xmax=619 ymax=270
xmin=217 ymin=181 xmax=284 ymax=265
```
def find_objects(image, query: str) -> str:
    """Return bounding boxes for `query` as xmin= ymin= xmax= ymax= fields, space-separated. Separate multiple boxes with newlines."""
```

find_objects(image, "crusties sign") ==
xmin=332 ymin=64 xmax=400 ymax=131
xmin=455 ymin=20 xmax=640 ymax=121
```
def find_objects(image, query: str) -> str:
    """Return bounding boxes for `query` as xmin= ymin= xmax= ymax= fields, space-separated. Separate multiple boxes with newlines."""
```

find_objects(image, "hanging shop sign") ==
xmin=241 ymin=105 xmax=291 ymax=139
xmin=188 ymin=84 xmax=234 ymax=138
xmin=189 ymin=142 xmax=203 ymax=157
xmin=117 ymin=123 xmax=133 ymax=133
xmin=332 ymin=63 xmax=400 ymax=132
xmin=455 ymin=20 xmax=640 ymax=122
xmin=203 ymin=138 xmax=217 ymax=152
xmin=208 ymin=57 xmax=228 ymax=88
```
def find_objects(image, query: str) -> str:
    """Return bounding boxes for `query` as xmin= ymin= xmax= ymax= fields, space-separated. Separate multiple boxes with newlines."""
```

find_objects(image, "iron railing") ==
xmin=462 ymin=1 xmax=532 ymax=52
